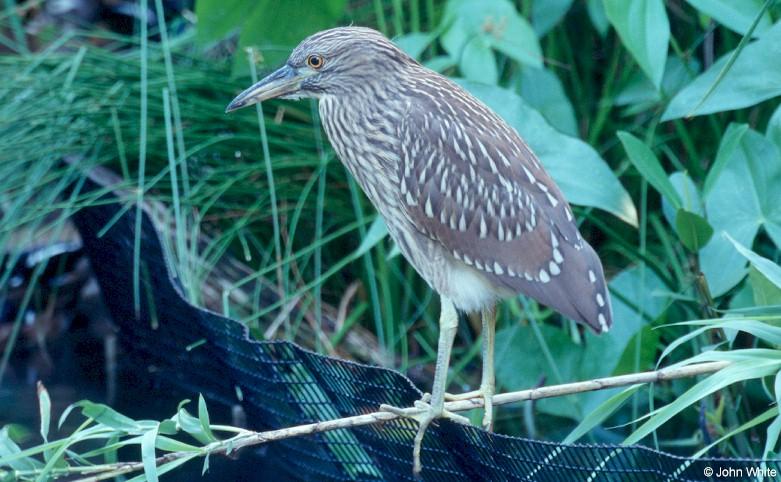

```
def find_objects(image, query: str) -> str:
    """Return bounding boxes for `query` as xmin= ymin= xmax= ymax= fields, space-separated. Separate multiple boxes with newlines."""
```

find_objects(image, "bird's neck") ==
xmin=318 ymin=89 xmax=407 ymax=217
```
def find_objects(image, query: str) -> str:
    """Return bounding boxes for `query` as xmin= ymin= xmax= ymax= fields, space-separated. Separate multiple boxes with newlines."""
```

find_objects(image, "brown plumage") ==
xmin=227 ymin=26 xmax=613 ymax=475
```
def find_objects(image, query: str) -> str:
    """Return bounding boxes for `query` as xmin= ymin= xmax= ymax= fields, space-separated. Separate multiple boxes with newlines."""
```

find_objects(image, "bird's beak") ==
xmin=225 ymin=64 xmax=306 ymax=113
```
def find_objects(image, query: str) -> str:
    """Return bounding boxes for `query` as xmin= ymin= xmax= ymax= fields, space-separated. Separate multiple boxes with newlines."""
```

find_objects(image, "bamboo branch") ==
xmin=67 ymin=361 xmax=729 ymax=482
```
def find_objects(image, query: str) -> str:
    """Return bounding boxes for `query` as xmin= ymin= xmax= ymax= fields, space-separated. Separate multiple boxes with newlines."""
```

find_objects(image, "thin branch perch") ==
xmin=68 ymin=361 xmax=730 ymax=481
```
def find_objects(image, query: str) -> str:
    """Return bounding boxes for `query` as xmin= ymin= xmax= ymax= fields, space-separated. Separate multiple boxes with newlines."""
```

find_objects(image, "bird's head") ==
xmin=226 ymin=27 xmax=414 ymax=113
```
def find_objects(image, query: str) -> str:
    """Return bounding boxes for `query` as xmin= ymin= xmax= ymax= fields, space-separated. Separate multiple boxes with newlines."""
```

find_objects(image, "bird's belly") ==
xmin=385 ymin=222 xmax=503 ymax=313
xmin=439 ymin=259 xmax=505 ymax=313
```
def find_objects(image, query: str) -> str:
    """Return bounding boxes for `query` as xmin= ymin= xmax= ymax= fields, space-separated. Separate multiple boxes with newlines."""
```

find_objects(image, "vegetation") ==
xmin=1 ymin=0 xmax=781 ymax=479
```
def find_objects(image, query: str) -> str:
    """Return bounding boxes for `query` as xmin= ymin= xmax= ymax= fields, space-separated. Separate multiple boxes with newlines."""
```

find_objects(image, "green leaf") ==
xmin=729 ymin=282 xmax=756 ymax=311
xmin=157 ymin=420 xmax=178 ymax=436
xmin=661 ymin=172 xmax=703 ymax=227
xmin=673 ymin=319 xmax=781 ymax=349
xmin=674 ymin=209 xmax=713 ymax=252
xmin=0 ymin=427 xmax=42 ymax=471
xmin=764 ymin=372 xmax=781 ymax=460
xmin=615 ymin=57 xmax=700 ymax=109
xmin=355 ymin=217 xmax=388 ymax=258
xmin=586 ymin=0 xmax=609 ymax=36
xmin=58 ymin=403 xmax=78 ymax=430
xmin=768 ymin=103 xmax=781 ymax=151
xmin=424 ymin=55 xmax=457 ymax=73
xmin=624 ymin=358 xmax=781 ymax=445
xmin=516 ymin=67 xmax=578 ymax=136
xmin=174 ymin=407 xmax=215 ymax=445
xmin=750 ymin=266 xmax=781 ymax=306
xmin=603 ymin=0 xmax=670 ymax=89
xmin=126 ymin=454 xmax=199 ymax=482
xmin=564 ymin=384 xmax=643 ymax=443
xmin=36 ymin=382 xmax=51 ymax=443
xmin=613 ymin=325 xmax=660 ymax=374
xmin=194 ymin=0 xmax=248 ymax=44
xmin=77 ymin=401 xmax=141 ymax=433
xmin=196 ymin=0 xmax=347 ymax=68
xmin=532 ymin=0 xmax=573 ymax=36
xmin=155 ymin=436 xmax=200 ymax=453
xmin=197 ymin=394 xmax=218 ymax=443
xmin=671 ymin=347 xmax=781 ymax=366
xmin=663 ymin=21 xmax=781 ymax=120
xmin=684 ymin=0 xmax=772 ymax=37
xmin=441 ymin=0 xmax=542 ymax=71
xmin=727 ymin=234 xmax=781 ymax=290
xmin=703 ymin=123 xmax=749 ymax=196
xmin=394 ymin=32 xmax=434 ymax=59
xmin=659 ymin=322 xmax=781 ymax=371
xmin=617 ymin=131 xmax=681 ymax=208
xmin=700 ymin=129 xmax=781 ymax=295
xmin=495 ymin=322 xmax=581 ymax=418
xmin=142 ymin=426 xmax=160 ymax=482
xmin=460 ymin=37 xmax=498 ymax=84
xmin=460 ymin=81 xmax=637 ymax=225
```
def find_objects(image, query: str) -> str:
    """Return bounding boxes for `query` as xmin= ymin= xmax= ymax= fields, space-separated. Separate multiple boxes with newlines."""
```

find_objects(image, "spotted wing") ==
xmin=397 ymin=96 xmax=612 ymax=332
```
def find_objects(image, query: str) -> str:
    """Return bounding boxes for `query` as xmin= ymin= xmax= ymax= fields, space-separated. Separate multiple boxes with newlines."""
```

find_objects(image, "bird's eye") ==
xmin=306 ymin=54 xmax=325 ymax=69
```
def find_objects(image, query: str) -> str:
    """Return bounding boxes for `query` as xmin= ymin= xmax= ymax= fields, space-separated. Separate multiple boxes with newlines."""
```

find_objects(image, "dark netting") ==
xmin=67 ymin=171 xmax=781 ymax=482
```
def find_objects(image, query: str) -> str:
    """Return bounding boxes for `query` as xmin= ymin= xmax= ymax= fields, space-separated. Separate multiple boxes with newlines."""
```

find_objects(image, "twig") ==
xmin=69 ymin=361 xmax=730 ymax=482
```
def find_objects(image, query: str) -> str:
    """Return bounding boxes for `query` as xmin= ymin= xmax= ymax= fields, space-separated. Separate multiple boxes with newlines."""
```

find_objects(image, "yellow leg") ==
xmin=380 ymin=297 xmax=467 ymax=475
xmin=438 ymin=306 xmax=496 ymax=430
xmin=480 ymin=305 xmax=496 ymax=431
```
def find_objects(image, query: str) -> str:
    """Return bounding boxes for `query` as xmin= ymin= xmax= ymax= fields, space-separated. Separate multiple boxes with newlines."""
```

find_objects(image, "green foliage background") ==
xmin=2 ymin=0 xmax=781 ymax=479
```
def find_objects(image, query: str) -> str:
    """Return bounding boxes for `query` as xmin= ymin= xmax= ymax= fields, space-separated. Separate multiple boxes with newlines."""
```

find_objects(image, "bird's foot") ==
xmin=442 ymin=389 xmax=481 ymax=401
xmin=438 ymin=389 xmax=495 ymax=431
xmin=379 ymin=399 xmax=470 ymax=425
xmin=380 ymin=399 xmax=469 ymax=474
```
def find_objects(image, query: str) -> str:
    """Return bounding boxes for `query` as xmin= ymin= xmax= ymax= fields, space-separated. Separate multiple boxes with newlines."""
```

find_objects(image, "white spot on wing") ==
xmin=598 ymin=313 xmax=609 ymax=332
xmin=522 ymin=166 xmax=536 ymax=183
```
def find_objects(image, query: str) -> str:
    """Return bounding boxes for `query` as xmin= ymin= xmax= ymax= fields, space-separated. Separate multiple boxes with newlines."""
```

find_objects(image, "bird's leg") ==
xmin=433 ymin=305 xmax=496 ymax=430
xmin=479 ymin=305 xmax=496 ymax=431
xmin=379 ymin=297 xmax=467 ymax=474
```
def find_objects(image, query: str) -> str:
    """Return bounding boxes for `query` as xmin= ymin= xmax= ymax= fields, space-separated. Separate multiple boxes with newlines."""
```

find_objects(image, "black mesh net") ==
xmin=67 ymin=171 xmax=780 ymax=482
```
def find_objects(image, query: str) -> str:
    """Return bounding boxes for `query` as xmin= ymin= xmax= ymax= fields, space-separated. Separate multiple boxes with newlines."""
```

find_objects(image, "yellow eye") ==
xmin=306 ymin=54 xmax=325 ymax=69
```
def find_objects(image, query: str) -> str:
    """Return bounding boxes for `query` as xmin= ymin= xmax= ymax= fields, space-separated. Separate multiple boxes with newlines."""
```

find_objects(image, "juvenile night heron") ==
xmin=227 ymin=27 xmax=613 ymax=474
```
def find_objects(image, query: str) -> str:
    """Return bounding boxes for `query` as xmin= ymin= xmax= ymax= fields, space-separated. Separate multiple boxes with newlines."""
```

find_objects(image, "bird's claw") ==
xmin=380 ymin=399 xmax=470 ymax=474
xmin=436 ymin=389 xmax=495 ymax=431
xmin=379 ymin=400 xmax=470 ymax=425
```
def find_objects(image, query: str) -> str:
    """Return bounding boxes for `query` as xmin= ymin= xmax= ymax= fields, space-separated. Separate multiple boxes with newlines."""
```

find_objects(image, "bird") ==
xmin=226 ymin=26 xmax=613 ymax=475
